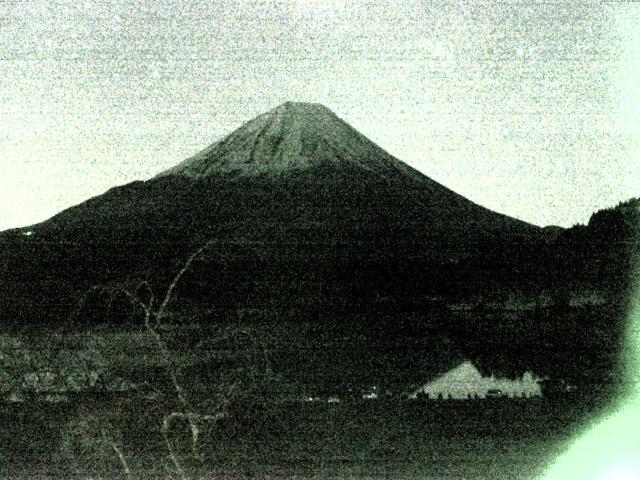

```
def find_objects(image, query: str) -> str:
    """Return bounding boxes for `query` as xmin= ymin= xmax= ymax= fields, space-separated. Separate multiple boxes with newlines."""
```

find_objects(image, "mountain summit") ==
xmin=159 ymin=102 xmax=416 ymax=178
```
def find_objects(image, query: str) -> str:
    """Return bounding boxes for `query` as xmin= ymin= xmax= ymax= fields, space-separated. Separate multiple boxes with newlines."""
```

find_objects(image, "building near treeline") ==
xmin=410 ymin=361 xmax=542 ymax=400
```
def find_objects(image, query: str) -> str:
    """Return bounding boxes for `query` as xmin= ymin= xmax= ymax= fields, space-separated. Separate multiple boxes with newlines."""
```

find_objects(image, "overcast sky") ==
xmin=1 ymin=0 xmax=638 ymax=230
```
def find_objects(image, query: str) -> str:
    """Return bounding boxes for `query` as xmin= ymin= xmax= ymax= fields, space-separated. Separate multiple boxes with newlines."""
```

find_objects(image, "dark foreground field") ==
xmin=0 ymin=395 xmax=612 ymax=480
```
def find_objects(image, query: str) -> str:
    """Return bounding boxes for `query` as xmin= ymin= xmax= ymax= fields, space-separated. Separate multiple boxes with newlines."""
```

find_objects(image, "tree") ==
xmin=65 ymin=241 xmax=274 ymax=479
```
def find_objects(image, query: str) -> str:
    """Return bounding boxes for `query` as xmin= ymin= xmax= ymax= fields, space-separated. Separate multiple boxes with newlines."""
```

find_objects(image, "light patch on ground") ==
xmin=545 ymin=246 xmax=640 ymax=479
xmin=544 ymin=398 xmax=640 ymax=479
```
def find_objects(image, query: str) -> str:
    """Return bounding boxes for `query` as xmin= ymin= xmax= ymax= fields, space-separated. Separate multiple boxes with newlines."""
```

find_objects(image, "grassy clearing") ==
xmin=0 ymin=395 xmax=603 ymax=479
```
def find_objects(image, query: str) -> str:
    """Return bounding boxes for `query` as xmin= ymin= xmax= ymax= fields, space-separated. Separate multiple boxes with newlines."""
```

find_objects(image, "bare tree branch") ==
xmin=157 ymin=243 xmax=211 ymax=324
xmin=100 ymin=428 xmax=131 ymax=478
xmin=67 ymin=240 xmax=269 ymax=480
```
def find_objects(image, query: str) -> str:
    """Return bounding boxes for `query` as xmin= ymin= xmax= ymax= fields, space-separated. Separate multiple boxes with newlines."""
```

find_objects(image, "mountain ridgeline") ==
xmin=0 ymin=102 xmax=637 ymax=390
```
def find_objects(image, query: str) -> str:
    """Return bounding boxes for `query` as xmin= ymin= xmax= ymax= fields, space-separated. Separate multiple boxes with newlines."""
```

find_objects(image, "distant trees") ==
xmin=587 ymin=198 xmax=640 ymax=238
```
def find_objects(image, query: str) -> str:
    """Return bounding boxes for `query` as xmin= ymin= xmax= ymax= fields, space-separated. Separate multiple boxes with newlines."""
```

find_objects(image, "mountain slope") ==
xmin=0 ymin=102 xmax=565 ymax=389
xmin=1 ymin=102 xmax=636 ymax=392
xmin=33 ymin=102 xmax=538 ymax=241
xmin=1 ymin=102 xmax=543 ymax=323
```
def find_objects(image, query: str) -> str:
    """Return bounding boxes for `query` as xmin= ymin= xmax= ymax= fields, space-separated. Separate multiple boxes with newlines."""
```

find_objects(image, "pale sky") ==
xmin=1 ymin=0 xmax=638 ymax=230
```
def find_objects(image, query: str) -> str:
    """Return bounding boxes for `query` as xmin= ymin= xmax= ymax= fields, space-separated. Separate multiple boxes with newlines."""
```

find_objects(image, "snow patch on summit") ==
xmin=156 ymin=102 xmax=417 ymax=179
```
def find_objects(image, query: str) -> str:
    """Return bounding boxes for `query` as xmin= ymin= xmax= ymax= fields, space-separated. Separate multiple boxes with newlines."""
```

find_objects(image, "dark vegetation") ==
xmin=1 ymin=192 xmax=636 ymax=393
xmin=0 ymin=395 xmax=612 ymax=479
